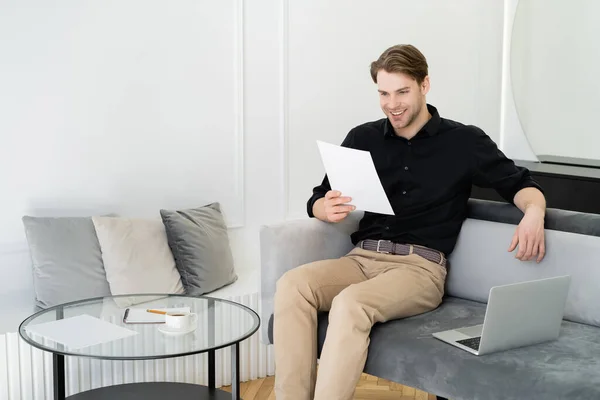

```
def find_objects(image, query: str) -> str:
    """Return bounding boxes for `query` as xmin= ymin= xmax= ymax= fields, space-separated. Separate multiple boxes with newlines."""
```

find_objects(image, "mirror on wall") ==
xmin=511 ymin=0 xmax=600 ymax=167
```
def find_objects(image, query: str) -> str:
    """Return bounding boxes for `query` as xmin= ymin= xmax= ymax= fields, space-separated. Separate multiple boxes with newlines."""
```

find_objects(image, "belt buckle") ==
xmin=376 ymin=240 xmax=390 ymax=254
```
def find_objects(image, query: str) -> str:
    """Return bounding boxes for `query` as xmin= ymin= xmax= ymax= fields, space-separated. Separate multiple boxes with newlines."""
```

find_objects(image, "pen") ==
xmin=146 ymin=309 xmax=167 ymax=315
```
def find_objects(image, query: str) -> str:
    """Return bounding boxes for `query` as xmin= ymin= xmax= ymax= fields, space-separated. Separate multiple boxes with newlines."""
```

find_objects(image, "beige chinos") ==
xmin=273 ymin=246 xmax=447 ymax=400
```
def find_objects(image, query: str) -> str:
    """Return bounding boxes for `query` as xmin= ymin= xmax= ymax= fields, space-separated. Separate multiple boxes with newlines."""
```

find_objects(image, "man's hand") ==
xmin=508 ymin=204 xmax=546 ymax=262
xmin=313 ymin=190 xmax=355 ymax=223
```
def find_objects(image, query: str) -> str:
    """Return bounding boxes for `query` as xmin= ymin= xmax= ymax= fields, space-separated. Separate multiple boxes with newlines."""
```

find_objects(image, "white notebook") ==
xmin=123 ymin=307 xmax=191 ymax=324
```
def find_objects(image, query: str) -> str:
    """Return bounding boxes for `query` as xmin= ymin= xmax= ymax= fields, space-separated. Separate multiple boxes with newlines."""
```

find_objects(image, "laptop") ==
xmin=432 ymin=275 xmax=571 ymax=356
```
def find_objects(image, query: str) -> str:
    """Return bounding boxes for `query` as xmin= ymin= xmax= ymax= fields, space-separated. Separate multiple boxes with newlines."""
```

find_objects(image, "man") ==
xmin=273 ymin=44 xmax=546 ymax=400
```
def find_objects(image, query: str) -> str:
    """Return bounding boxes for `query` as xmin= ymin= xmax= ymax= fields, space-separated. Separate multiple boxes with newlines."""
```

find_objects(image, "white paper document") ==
xmin=26 ymin=314 xmax=138 ymax=349
xmin=317 ymin=140 xmax=395 ymax=215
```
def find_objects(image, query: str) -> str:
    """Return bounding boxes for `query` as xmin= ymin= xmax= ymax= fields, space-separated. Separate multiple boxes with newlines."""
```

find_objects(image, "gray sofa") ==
xmin=259 ymin=198 xmax=600 ymax=400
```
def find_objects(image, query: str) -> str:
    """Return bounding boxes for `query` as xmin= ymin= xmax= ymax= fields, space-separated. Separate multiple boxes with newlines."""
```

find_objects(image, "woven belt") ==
xmin=358 ymin=239 xmax=447 ymax=267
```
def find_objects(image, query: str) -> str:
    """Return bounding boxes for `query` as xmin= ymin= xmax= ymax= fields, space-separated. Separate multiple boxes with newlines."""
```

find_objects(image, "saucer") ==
xmin=158 ymin=323 xmax=197 ymax=336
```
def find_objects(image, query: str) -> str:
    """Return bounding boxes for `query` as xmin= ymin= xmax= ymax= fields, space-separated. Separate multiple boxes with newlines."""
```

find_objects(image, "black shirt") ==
xmin=306 ymin=104 xmax=543 ymax=256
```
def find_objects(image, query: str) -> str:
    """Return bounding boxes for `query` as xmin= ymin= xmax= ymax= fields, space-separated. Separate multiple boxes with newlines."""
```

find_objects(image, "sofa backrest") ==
xmin=448 ymin=199 xmax=600 ymax=328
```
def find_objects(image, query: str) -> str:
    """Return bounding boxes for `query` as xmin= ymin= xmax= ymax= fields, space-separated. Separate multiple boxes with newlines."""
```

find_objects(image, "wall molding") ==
xmin=0 ymin=242 xmax=29 ymax=256
xmin=279 ymin=0 xmax=290 ymax=221
xmin=229 ymin=0 xmax=246 ymax=229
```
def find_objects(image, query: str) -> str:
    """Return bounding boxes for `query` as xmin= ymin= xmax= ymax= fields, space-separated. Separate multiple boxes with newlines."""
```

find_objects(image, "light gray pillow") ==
xmin=159 ymin=202 xmax=238 ymax=295
xmin=22 ymin=216 xmax=112 ymax=308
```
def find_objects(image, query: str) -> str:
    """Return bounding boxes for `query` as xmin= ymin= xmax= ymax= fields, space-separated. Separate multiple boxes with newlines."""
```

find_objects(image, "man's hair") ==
xmin=370 ymin=44 xmax=428 ymax=85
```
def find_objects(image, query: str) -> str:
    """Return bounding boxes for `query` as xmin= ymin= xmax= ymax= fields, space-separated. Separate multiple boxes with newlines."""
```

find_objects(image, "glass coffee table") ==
xmin=18 ymin=294 xmax=260 ymax=399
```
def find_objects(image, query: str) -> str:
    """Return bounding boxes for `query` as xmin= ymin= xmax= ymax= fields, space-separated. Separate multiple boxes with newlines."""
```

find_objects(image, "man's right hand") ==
xmin=313 ymin=190 xmax=355 ymax=223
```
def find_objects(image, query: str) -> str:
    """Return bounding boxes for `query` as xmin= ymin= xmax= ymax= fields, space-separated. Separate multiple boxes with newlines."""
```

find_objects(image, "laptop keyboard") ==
xmin=456 ymin=336 xmax=481 ymax=350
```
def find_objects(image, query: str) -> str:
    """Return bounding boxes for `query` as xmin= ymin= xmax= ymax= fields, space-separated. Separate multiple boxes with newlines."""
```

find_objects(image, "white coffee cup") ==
xmin=164 ymin=311 xmax=198 ymax=331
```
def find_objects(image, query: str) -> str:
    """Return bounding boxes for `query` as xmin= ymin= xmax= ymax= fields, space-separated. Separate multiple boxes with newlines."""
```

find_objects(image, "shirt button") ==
xmin=407 ymin=141 xmax=411 ymax=146
xmin=385 ymin=226 xmax=390 ymax=230
xmin=404 ymin=166 xmax=409 ymax=171
xmin=402 ymin=190 xmax=407 ymax=195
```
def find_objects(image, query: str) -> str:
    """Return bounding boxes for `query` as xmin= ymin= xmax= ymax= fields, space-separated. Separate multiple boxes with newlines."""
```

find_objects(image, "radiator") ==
xmin=0 ymin=292 xmax=275 ymax=400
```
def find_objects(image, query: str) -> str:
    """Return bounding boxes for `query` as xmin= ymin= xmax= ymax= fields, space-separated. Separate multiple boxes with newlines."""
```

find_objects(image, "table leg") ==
xmin=53 ymin=353 xmax=65 ymax=400
xmin=53 ymin=306 xmax=66 ymax=400
xmin=208 ymin=299 xmax=216 ymax=390
xmin=208 ymin=349 xmax=216 ymax=389
xmin=230 ymin=343 xmax=240 ymax=400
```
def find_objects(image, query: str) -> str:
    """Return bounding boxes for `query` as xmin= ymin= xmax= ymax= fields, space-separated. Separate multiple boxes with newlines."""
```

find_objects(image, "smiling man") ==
xmin=273 ymin=44 xmax=546 ymax=400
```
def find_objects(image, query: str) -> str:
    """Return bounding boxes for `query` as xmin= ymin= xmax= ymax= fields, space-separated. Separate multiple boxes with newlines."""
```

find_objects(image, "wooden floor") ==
xmin=221 ymin=373 xmax=437 ymax=400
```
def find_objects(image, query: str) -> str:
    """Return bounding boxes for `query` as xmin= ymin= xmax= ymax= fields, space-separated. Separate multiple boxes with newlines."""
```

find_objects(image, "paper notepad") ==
xmin=25 ymin=314 xmax=138 ymax=349
xmin=123 ymin=307 xmax=191 ymax=324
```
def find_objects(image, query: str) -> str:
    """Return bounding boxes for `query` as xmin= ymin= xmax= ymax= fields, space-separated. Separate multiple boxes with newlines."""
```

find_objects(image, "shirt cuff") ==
xmin=306 ymin=193 xmax=326 ymax=218
xmin=506 ymin=178 xmax=544 ymax=204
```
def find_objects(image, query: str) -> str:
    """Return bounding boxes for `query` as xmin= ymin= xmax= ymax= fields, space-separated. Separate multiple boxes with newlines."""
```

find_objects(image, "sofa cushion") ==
xmin=160 ymin=202 xmax=237 ymax=295
xmin=22 ymin=216 xmax=112 ymax=308
xmin=448 ymin=218 xmax=600 ymax=328
xmin=91 ymin=216 xmax=184 ymax=307
xmin=314 ymin=297 xmax=600 ymax=400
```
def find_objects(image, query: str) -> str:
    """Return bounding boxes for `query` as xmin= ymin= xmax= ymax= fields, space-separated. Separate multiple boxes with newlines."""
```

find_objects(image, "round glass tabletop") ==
xmin=18 ymin=294 xmax=260 ymax=360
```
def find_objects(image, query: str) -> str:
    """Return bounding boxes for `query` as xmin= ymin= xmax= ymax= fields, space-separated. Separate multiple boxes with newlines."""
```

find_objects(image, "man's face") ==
xmin=377 ymin=70 xmax=429 ymax=133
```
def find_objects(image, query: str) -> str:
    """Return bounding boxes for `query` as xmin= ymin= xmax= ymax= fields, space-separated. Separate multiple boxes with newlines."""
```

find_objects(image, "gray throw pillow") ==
xmin=159 ymin=202 xmax=238 ymax=295
xmin=22 ymin=216 xmax=112 ymax=308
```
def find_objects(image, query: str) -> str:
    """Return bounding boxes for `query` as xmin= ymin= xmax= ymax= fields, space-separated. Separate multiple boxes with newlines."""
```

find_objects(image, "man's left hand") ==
xmin=508 ymin=205 xmax=546 ymax=263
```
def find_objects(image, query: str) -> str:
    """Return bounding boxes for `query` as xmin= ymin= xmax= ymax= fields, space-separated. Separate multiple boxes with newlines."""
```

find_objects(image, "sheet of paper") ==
xmin=124 ymin=307 xmax=191 ymax=324
xmin=317 ymin=140 xmax=395 ymax=215
xmin=26 ymin=314 xmax=138 ymax=349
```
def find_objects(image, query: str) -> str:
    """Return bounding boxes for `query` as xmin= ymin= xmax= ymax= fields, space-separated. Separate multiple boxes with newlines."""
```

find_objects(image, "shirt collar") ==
xmin=383 ymin=103 xmax=441 ymax=138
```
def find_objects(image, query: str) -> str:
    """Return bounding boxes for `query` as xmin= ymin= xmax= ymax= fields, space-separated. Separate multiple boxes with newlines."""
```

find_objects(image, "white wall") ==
xmin=285 ymin=0 xmax=505 ymax=218
xmin=0 ymin=1 xmax=506 ymax=302
xmin=0 ymin=0 xmax=253 ymax=300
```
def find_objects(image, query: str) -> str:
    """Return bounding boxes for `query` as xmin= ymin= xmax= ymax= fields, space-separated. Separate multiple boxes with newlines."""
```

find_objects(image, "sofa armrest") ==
xmin=259 ymin=213 xmax=361 ymax=344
